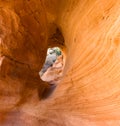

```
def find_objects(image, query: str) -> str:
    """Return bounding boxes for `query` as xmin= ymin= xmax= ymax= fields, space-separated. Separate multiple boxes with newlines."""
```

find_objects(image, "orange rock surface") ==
xmin=1 ymin=0 xmax=120 ymax=125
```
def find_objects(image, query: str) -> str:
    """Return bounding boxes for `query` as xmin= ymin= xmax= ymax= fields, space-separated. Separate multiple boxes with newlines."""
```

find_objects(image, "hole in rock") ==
xmin=39 ymin=47 xmax=64 ymax=98
xmin=40 ymin=47 xmax=64 ymax=84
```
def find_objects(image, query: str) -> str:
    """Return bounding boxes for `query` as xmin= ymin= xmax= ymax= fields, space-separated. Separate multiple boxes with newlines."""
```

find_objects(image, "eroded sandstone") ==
xmin=1 ymin=0 xmax=120 ymax=126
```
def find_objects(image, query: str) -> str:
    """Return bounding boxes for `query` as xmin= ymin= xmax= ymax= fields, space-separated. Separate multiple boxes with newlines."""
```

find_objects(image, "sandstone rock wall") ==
xmin=1 ymin=0 xmax=120 ymax=126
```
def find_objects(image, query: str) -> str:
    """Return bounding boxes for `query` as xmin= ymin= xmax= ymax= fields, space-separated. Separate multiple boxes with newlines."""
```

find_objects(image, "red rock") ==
xmin=1 ymin=0 xmax=120 ymax=126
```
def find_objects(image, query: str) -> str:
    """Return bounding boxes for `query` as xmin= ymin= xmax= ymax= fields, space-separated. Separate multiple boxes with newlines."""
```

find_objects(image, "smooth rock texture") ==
xmin=1 ymin=0 xmax=120 ymax=126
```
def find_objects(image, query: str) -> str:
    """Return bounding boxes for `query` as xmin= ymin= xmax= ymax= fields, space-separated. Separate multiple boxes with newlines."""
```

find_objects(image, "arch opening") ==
xmin=39 ymin=47 xmax=64 ymax=86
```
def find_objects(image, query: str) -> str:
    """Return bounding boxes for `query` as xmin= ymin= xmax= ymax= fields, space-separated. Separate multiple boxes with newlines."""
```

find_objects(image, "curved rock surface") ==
xmin=1 ymin=0 xmax=120 ymax=125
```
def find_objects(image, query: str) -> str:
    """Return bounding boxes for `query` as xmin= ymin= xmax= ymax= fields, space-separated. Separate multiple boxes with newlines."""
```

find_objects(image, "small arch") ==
xmin=39 ymin=47 xmax=65 ymax=99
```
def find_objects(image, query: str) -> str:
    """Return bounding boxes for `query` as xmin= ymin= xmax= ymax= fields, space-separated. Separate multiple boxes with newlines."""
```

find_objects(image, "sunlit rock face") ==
xmin=1 ymin=0 xmax=120 ymax=125
xmin=41 ymin=55 xmax=64 ymax=84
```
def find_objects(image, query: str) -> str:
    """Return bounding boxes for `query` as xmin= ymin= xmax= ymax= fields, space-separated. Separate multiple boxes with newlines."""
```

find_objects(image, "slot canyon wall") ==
xmin=1 ymin=0 xmax=120 ymax=125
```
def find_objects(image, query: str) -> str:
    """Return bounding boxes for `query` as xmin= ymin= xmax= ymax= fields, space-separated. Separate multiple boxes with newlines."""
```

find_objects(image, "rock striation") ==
xmin=1 ymin=0 xmax=120 ymax=126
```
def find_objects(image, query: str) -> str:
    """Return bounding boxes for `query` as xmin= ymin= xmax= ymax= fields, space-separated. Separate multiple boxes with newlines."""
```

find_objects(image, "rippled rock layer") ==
xmin=1 ymin=0 xmax=120 ymax=126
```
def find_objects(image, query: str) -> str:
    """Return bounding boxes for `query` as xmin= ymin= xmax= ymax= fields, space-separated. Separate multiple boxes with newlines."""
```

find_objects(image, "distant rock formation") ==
xmin=39 ymin=47 xmax=61 ymax=76
xmin=41 ymin=55 xmax=64 ymax=84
